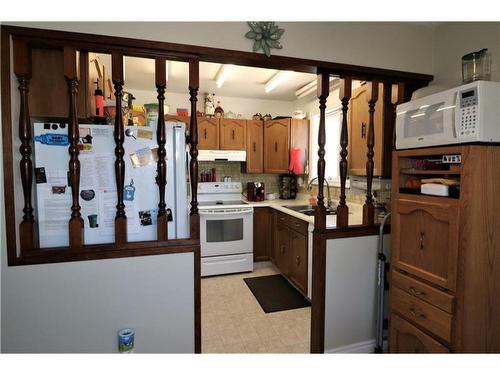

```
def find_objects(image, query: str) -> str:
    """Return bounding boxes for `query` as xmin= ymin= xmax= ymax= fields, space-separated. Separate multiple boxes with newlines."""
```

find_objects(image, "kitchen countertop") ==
xmin=243 ymin=194 xmax=363 ymax=230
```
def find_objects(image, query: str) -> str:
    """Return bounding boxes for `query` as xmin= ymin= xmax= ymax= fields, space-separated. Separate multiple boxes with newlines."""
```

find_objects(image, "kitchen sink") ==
xmin=284 ymin=204 xmax=336 ymax=216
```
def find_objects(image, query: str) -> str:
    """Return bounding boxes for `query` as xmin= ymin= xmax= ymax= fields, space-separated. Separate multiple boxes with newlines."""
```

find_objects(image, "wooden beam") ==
xmin=64 ymin=46 xmax=84 ymax=247
xmin=336 ymin=77 xmax=352 ymax=229
xmin=112 ymin=52 xmax=127 ymax=244
xmin=363 ymin=81 xmax=379 ymax=225
xmin=155 ymin=57 xmax=168 ymax=241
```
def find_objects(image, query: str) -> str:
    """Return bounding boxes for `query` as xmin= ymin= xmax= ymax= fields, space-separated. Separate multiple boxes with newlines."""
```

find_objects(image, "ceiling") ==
xmin=117 ymin=56 xmax=317 ymax=101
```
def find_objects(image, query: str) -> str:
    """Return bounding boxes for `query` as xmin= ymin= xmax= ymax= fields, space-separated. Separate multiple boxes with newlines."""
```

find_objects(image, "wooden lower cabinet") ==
xmin=390 ymin=146 xmax=500 ymax=353
xmin=273 ymin=211 xmax=308 ymax=295
xmin=390 ymin=314 xmax=450 ymax=353
xmin=253 ymin=207 xmax=274 ymax=261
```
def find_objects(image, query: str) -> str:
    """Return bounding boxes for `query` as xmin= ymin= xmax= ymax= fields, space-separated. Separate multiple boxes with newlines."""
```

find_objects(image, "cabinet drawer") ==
xmin=390 ymin=314 xmax=450 ymax=353
xmin=392 ymin=271 xmax=455 ymax=314
xmin=276 ymin=211 xmax=290 ymax=226
xmin=288 ymin=215 xmax=308 ymax=235
xmin=392 ymin=287 xmax=453 ymax=343
xmin=393 ymin=198 xmax=459 ymax=291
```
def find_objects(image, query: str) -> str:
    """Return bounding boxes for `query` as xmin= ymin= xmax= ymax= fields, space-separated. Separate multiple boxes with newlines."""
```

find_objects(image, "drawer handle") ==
xmin=253 ymin=142 xmax=256 ymax=152
xmin=204 ymin=128 xmax=207 ymax=139
xmin=296 ymin=255 xmax=301 ymax=265
xmin=281 ymin=245 xmax=285 ymax=255
xmin=295 ymin=222 xmax=301 ymax=227
xmin=409 ymin=307 xmax=426 ymax=319
xmin=232 ymin=129 xmax=235 ymax=139
xmin=279 ymin=217 xmax=285 ymax=221
xmin=275 ymin=142 xmax=278 ymax=152
xmin=419 ymin=232 xmax=425 ymax=250
xmin=409 ymin=287 xmax=426 ymax=297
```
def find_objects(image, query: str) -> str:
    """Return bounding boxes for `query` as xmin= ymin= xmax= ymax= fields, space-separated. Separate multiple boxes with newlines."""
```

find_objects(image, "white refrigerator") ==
xmin=33 ymin=120 xmax=190 ymax=248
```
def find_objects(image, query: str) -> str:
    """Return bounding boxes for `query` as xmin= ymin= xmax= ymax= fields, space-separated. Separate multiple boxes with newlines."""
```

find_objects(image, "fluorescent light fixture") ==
xmin=410 ymin=113 xmax=426 ymax=119
xmin=215 ymin=64 xmax=235 ymax=88
xmin=419 ymin=104 xmax=430 ymax=109
xmin=165 ymin=61 xmax=169 ymax=82
xmin=265 ymin=71 xmax=289 ymax=93
xmin=295 ymin=77 xmax=337 ymax=99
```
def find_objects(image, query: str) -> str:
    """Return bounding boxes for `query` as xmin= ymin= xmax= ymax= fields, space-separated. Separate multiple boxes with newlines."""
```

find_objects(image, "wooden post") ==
xmin=363 ymin=81 xmax=378 ymax=225
xmin=13 ymin=37 xmax=34 ymax=253
xmin=64 ymin=47 xmax=84 ymax=247
xmin=188 ymin=58 xmax=201 ymax=355
xmin=112 ymin=52 xmax=127 ymax=244
xmin=391 ymin=82 xmax=405 ymax=149
xmin=155 ymin=57 xmax=168 ymax=241
xmin=336 ymin=77 xmax=352 ymax=229
xmin=314 ymin=73 xmax=330 ymax=231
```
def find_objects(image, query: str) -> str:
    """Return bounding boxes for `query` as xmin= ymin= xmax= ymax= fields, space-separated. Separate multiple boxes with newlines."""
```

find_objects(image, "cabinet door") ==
xmin=275 ymin=223 xmax=290 ymax=276
xmin=264 ymin=119 xmax=290 ymax=173
xmin=390 ymin=314 xmax=449 ymax=353
xmin=393 ymin=198 xmax=459 ymax=291
xmin=348 ymin=83 xmax=384 ymax=176
xmin=253 ymin=207 xmax=273 ymax=261
xmin=289 ymin=230 xmax=308 ymax=294
xmin=220 ymin=119 xmax=246 ymax=150
xmin=198 ymin=118 xmax=219 ymax=150
xmin=246 ymin=120 xmax=264 ymax=173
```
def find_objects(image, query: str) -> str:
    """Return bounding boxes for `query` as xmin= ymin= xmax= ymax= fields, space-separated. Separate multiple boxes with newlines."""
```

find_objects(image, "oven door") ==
xmin=199 ymin=207 xmax=253 ymax=257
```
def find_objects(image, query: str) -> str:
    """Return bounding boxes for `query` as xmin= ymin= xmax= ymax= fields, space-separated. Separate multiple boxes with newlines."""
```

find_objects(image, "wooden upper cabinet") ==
xmin=348 ymin=82 xmax=385 ymax=176
xmin=290 ymin=119 xmax=309 ymax=174
xmin=198 ymin=117 xmax=219 ymax=150
xmin=264 ymin=119 xmax=290 ymax=173
xmin=246 ymin=120 xmax=264 ymax=173
xmin=392 ymin=197 xmax=459 ymax=291
xmin=219 ymin=118 xmax=246 ymax=150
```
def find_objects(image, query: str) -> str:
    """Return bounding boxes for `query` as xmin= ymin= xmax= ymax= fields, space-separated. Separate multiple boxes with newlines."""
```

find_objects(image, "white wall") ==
xmin=324 ymin=234 xmax=390 ymax=353
xmin=1 ymin=252 xmax=194 ymax=353
xmin=433 ymin=22 xmax=500 ymax=88
xmin=132 ymin=89 xmax=295 ymax=119
xmin=3 ymin=22 xmax=435 ymax=74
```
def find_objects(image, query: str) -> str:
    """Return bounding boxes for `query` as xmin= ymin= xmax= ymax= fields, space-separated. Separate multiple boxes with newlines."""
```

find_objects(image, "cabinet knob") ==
xmin=253 ymin=142 xmax=256 ymax=152
xmin=275 ymin=142 xmax=278 ymax=152
xmin=204 ymin=128 xmax=207 ymax=139
xmin=232 ymin=129 xmax=235 ymax=139
xmin=419 ymin=231 xmax=425 ymax=250
xmin=409 ymin=306 xmax=426 ymax=319
xmin=296 ymin=255 xmax=301 ymax=265
xmin=409 ymin=286 xmax=426 ymax=297
xmin=281 ymin=245 xmax=285 ymax=254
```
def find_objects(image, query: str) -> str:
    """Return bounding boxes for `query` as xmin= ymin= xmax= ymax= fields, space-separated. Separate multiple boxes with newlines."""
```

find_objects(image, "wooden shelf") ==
xmin=400 ymin=168 xmax=460 ymax=175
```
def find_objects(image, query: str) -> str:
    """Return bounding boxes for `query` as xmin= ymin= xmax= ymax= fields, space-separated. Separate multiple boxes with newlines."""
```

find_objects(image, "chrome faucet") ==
xmin=307 ymin=177 xmax=333 ymax=208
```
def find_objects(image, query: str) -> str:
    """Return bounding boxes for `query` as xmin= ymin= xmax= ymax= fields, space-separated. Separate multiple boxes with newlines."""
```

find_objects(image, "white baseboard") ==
xmin=325 ymin=339 xmax=376 ymax=354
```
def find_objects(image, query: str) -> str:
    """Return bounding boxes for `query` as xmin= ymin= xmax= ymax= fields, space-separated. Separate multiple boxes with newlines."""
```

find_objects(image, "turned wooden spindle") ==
xmin=112 ymin=52 xmax=127 ymax=244
xmin=336 ymin=77 xmax=352 ymax=229
xmin=14 ymin=37 xmax=34 ymax=253
xmin=155 ymin=57 xmax=168 ymax=241
xmin=391 ymin=82 xmax=405 ymax=149
xmin=189 ymin=59 xmax=200 ymax=222
xmin=64 ymin=47 xmax=84 ymax=247
xmin=314 ymin=73 xmax=330 ymax=231
xmin=363 ymin=81 xmax=379 ymax=225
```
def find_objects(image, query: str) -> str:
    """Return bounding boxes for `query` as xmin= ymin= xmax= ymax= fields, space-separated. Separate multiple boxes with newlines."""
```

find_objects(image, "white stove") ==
xmin=198 ymin=182 xmax=254 ymax=277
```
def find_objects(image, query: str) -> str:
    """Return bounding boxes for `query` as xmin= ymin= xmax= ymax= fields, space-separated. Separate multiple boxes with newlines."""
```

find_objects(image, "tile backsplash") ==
xmin=199 ymin=161 xmax=281 ymax=194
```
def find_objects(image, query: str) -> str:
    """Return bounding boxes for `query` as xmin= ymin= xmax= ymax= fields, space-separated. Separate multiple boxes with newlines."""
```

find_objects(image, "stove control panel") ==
xmin=198 ymin=182 xmax=242 ymax=194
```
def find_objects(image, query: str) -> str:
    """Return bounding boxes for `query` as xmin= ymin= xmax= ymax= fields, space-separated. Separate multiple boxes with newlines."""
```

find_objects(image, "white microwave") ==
xmin=395 ymin=80 xmax=500 ymax=150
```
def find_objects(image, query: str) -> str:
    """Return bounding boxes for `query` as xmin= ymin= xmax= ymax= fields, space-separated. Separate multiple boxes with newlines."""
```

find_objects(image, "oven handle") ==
xmin=199 ymin=208 xmax=253 ymax=215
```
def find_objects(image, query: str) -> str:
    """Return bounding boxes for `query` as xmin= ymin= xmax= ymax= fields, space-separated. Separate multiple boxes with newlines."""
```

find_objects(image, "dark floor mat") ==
xmin=243 ymin=274 xmax=311 ymax=313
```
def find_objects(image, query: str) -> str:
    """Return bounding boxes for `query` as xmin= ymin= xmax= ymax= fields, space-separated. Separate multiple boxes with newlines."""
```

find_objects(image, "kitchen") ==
xmin=2 ymin=21 xmax=500 ymax=360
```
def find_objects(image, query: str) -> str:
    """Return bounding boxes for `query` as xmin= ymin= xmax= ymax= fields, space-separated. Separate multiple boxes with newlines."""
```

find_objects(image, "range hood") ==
xmin=198 ymin=150 xmax=247 ymax=162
